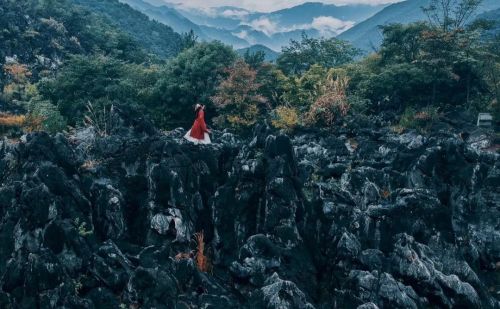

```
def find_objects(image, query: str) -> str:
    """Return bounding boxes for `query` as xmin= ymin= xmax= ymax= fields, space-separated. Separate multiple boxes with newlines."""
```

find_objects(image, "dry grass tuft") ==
xmin=194 ymin=231 xmax=211 ymax=273
xmin=0 ymin=113 xmax=45 ymax=132
xmin=174 ymin=231 xmax=212 ymax=273
xmin=305 ymin=75 xmax=350 ymax=126
xmin=0 ymin=113 xmax=26 ymax=127
xmin=381 ymin=189 xmax=391 ymax=199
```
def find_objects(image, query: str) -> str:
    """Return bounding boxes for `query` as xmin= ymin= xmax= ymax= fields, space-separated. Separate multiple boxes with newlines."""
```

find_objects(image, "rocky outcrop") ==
xmin=0 ymin=121 xmax=498 ymax=308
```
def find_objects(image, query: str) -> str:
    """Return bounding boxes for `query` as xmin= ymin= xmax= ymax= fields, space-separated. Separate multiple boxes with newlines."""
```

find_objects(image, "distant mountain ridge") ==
xmin=476 ymin=8 xmax=500 ymax=39
xmin=248 ymin=2 xmax=388 ymax=26
xmin=129 ymin=0 xmax=388 ymax=51
xmin=338 ymin=0 xmax=500 ymax=53
xmin=120 ymin=0 xmax=250 ymax=48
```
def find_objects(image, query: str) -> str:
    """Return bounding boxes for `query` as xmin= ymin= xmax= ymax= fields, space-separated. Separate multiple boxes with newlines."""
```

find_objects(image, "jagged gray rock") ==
xmin=0 ymin=119 xmax=498 ymax=308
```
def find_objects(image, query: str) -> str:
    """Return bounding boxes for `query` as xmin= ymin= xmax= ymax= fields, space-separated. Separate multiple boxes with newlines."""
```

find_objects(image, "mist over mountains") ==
xmin=118 ymin=0 xmax=500 ymax=56
xmin=120 ymin=0 xmax=387 ymax=51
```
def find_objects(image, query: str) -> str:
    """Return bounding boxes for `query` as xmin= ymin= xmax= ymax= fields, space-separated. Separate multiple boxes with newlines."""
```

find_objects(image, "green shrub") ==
xmin=28 ymin=100 xmax=66 ymax=133
xmin=399 ymin=106 xmax=439 ymax=131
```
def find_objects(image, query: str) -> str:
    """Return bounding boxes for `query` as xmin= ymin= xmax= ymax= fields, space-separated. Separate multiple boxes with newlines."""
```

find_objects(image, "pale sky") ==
xmin=163 ymin=0 xmax=403 ymax=12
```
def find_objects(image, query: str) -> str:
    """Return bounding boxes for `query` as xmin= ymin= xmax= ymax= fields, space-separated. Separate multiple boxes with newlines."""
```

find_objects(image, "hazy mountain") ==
xmin=119 ymin=0 xmax=206 ymax=36
xmin=198 ymin=25 xmax=250 ymax=49
xmin=476 ymin=8 xmax=500 ymax=39
xmin=138 ymin=1 xmax=388 ymax=51
xmin=176 ymin=6 xmax=251 ymax=30
xmin=120 ymin=0 xmax=250 ymax=48
xmin=237 ymin=44 xmax=281 ymax=62
xmin=232 ymin=26 xmax=320 ymax=51
xmin=338 ymin=0 xmax=500 ymax=53
xmin=249 ymin=2 xmax=388 ymax=27
xmin=177 ymin=2 xmax=387 ymax=41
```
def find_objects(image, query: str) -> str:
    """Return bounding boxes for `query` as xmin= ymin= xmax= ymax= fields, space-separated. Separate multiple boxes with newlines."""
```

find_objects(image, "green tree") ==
xmin=244 ymin=49 xmax=266 ymax=69
xmin=150 ymin=42 xmax=236 ymax=128
xmin=379 ymin=23 xmax=430 ymax=64
xmin=277 ymin=33 xmax=359 ymax=75
xmin=348 ymin=18 xmax=489 ymax=113
xmin=180 ymin=30 xmax=198 ymax=51
xmin=281 ymin=65 xmax=329 ymax=109
xmin=255 ymin=63 xmax=288 ymax=108
xmin=38 ymin=54 xmax=158 ymax=125
xmin=422 ymin=0 xmax=482 ymax=32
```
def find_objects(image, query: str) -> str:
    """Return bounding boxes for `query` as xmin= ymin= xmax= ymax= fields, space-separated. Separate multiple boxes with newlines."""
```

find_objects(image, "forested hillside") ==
xmin=71 ymin=0 xmax=184 ymax=59
xmin=0 ymin=0 xmax=144 ymax=76
xmin=0 ymin=0 xmax=192 ymax=131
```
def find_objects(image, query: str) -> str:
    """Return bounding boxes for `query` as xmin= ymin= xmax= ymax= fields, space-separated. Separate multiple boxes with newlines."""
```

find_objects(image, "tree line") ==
xmin=1 ymin=0 xmax=499 ymax=135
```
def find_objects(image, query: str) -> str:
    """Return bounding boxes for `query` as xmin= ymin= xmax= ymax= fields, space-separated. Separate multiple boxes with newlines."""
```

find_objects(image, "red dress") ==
xmin=184 ymin=110 xmax=211 ymax=144
xmin=190 ymin=110 xmax=208 ymax=139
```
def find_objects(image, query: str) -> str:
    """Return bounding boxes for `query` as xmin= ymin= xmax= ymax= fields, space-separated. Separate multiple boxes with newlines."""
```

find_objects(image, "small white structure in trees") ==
xmin=477 ymin=113 xmax=493 ymax=127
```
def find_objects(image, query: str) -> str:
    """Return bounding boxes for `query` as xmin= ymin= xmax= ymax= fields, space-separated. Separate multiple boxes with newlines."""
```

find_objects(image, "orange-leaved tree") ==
xmin=211 ymin=60 xmax=268 ymax=131
xmin=2 ymin=63 xmax=34 ymax=104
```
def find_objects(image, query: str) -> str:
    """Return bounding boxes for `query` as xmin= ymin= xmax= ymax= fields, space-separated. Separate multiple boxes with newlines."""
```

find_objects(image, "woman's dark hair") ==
xmin=195 ymin=104 xmax=203 ymax=116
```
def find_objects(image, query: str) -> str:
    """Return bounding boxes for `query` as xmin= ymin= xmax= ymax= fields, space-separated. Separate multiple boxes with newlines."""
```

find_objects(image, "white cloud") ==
xmin=245 ymin=17 xmax=278 ymax=35
xmin=221 ymin=9 xmax=250 ymax=18
xmin=160 ymin=0 xmax=402 ymax=13
xmin=233 ymin=30 xmax=257 ymax=44
xmin=311 ymin=16 xmax=355 ymax=35
xmin=238 ymin=16 xmax=354 ymax=37
xmin=233 ymin=30 xmax=248 ymax=40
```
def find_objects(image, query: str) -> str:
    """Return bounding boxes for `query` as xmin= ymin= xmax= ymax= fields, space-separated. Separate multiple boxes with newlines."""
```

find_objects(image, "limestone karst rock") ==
xmin=0 ymin=120 xmax=498 ymax=308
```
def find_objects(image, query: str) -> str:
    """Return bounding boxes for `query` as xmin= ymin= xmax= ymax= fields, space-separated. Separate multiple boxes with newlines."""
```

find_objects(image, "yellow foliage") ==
xmin=271 ymin=106 xmax=299 ymax=132
xmin=3 ymin=84 xmax=16 ymax=98
xmin=224 ymin=104 xmax=259 ymax=128
xmin=0 ymin=113 xmax=45 ymax=132
xmin=0 ymin=113 xmax=26 ymax=127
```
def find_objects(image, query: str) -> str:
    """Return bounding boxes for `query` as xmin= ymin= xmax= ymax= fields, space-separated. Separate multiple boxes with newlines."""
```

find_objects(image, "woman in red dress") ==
xmin=184 ymin=104 xmax=211 ymax=144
